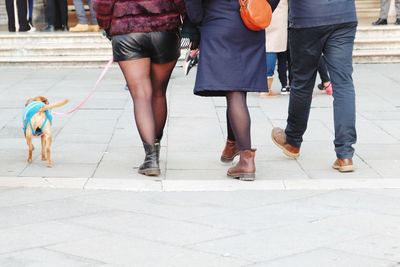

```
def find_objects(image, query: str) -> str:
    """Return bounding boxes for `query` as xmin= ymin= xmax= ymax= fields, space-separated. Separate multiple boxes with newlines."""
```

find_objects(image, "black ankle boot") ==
xmin=372 ymin=18 xmax=387 ymax=25
xmin=138 ymin=143 xmax=160 ymax=176
xmin=154 ymin=139 xmax=161 ymax=164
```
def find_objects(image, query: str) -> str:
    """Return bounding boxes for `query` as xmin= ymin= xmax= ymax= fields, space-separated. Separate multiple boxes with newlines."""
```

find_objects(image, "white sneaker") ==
xmin=280 ymin=86 xmax=290 ymax=95
xmin=28 ymin=25 xmax=36 ymax=33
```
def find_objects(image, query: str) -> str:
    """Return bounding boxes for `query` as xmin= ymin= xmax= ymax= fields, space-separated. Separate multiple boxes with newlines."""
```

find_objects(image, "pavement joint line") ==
xmin=1 ymin=177 xmax=400 ymax=191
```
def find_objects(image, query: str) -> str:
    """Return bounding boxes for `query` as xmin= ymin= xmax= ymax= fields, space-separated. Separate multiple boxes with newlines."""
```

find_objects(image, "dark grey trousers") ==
xmin=380 ymin=0 xmax=400 ymax=19
xmin=286 ymin=22 xmax=357 ymax=159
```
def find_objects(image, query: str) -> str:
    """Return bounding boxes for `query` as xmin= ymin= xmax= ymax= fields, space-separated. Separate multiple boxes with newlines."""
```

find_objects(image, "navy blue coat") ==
xmin=185 ymin=0 xmax=267 ymax=96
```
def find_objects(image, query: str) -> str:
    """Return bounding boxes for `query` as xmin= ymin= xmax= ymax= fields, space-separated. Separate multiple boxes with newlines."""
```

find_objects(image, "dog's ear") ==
xmin=38 ymin=96 xmax=49 ymax=104
xmin=25 ymin=98 xmax=33 ymax=107
xmin=26 ymin=96 xmax=49 ymax=106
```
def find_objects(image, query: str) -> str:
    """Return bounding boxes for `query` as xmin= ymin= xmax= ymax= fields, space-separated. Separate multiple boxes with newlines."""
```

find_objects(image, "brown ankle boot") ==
xmin=220 ymin=139 xmax=239 ymax=163
xmin=227 ymin=149 xmax=256 ymax=181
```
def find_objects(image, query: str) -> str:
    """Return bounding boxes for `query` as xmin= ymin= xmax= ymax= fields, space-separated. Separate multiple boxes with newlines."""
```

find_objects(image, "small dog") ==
xmin=23 ymin=96 xmax=69 ymax=167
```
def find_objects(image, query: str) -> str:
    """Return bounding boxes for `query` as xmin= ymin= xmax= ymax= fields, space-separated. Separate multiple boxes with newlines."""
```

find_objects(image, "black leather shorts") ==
xmin=112 ymin=30 xmax=181 ymax=63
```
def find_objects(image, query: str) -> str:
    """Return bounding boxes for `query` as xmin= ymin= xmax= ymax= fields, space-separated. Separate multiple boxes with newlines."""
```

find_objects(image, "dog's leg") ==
xmin=26 ymin=134 xmax=33 ymax=163
xmin=41 ymin=135 xmax=47 ymax=161
xmin=45 ymin=134 xmax=52 ymax=167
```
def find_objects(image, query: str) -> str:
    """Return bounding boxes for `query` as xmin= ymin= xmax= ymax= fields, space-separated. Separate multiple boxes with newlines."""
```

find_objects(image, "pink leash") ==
xmin=53 ymin=58 xmax=114 ymax=116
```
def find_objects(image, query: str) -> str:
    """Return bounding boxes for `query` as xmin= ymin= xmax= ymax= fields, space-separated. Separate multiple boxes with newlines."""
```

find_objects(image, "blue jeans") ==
xmin=266 ymin=52 xmax=277 ymax=77
xmin=286 ymin=22 xmax=357 ymax=159
xmin=266 ymin=51 xmax=291 ymax=88
xmin=73 ymin=0 xmax=97 ymax=24
xmin=28 ymin=0 xmax=33 ymax=22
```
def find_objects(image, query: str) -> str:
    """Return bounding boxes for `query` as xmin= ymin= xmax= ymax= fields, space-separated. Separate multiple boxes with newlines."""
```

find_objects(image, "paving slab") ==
xmin=329 ymin=234 xmax=400 ymax=262
xmin=64 ymin=210 xmax=239 ymax=246
xmin=47 ymin=233 xmax=251 ymax=267
xmin=249 ymin=248 xmax=396 ymax=267
xmin=0 ymin=64 xmax=399 ymax=190
xmin=187 ymin=220 xmax=365 ymax=262
xmin=0 ymin=188 xmax=399 ymax=266
xmin=0 ymin=221 xmax=106 ymax=254
xmin=0 ymin=248 xmax=104 ymax=267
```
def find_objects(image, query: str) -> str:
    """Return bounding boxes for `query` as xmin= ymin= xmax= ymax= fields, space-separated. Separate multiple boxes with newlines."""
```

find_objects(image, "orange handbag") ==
xmin=239 ymin=0 xmax=272 ymax=31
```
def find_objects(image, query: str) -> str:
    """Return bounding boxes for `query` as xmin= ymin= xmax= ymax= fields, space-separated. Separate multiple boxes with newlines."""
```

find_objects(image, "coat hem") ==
xmin=194 ymin=86 xmax=266 ymax=97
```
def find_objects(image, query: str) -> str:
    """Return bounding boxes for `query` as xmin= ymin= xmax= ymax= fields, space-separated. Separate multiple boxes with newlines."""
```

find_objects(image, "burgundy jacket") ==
xmin=93 ymin=0 xmax=186 ymax=36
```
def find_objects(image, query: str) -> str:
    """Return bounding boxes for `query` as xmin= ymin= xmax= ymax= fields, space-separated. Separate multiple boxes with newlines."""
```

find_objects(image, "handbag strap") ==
xmin=239 ymin=0 xmax=247 ymax=8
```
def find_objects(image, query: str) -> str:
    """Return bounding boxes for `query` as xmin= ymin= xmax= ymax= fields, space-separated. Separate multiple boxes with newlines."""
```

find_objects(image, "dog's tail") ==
xmin=39 ymin=99 xmax=69 ymax=112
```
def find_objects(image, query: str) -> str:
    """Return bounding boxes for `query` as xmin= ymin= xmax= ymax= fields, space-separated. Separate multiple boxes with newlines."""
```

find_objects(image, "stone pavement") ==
xmin=0 ymin=63 xmax=399 ymax=190
xmin=1 ymin=187 xmax=400 ymax=266
xmin=0 ymin=64 xmax=400 ymax=266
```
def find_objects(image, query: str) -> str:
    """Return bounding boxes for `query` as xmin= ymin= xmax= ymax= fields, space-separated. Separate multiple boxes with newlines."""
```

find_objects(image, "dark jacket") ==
xmin=289 ymin=0 xmax=357 ymax=28
xmin=93 ymin=0 xmax=186 ymax=36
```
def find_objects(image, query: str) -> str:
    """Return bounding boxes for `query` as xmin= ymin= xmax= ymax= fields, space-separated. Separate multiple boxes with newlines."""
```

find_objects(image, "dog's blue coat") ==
xmin=23 ymin=101 xmax=52 ymax=136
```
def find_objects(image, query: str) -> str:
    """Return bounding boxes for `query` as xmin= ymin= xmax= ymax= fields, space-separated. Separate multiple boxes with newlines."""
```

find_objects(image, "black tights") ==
xmin=119 ymin=58 xmax=176 ymax=145
xmin=226 ymin=91 xmax=251 ymax=150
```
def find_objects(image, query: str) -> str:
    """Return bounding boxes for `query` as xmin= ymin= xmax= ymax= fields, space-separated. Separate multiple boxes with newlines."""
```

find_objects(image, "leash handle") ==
xmin=53 ymin=58 xmax=114 ymax=116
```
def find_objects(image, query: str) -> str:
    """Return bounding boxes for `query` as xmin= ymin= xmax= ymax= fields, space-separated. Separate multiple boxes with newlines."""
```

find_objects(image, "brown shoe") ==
xmin=69 ymin=24 xmax=89 ymax=32
xmin=332 ymin=158 xmax=354 ymax=172
xmin=271 ymin=127 xmax=300 ymax=158
xmin=220 ymin=139 xmax=239 ymax=163
xmin=227 ymin=149 xmax=256 ymax=181
xmin=89 ymin=25 xmax=100 ymax=32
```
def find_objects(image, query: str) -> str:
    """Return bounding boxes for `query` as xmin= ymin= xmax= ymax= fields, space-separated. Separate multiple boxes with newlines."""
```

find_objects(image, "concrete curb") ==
xmin=2 ymin=177 xmax=400 ymax=191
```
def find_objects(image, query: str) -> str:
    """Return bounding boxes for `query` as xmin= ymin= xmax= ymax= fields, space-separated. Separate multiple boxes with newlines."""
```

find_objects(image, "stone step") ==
xmin=0 ymin=32 xmax=108 ymax=44
xmin=355 ymin=0 xmax=379 ymax=3
xmin=0 ymin=46 xmax=112 ymax=57
xmin=355 ymin=0 xmax=380 ymax=17
xmin=0 ymin=22 xmax=399 ymax=66
xmin=356 ymin=3 xmax=380 ymax=9
xmin=0 ymin=39 xmax=110 ymax=48
xmin=357 ymin=9 xmax=381 ymax=17
xmin=4 ymin=38 xmax=396 ymax=56
xmin=355 ymin=0 xmax=380 ymax=7
xmin=356 ymin=25 xmax=400 ymax=38
xmin=353 ymin=49 xmax=400 ymax=63
xmin=356 ymin=0 xmax=380 ymax=9
xmin=0 ymin=32 xmax=190 ymax=67
xmin=0 ymin=33 xmax=111 ymax=59
xmin=0 ymin=55 xmax=113 ymax=67
xmin=354 ymin=38 xmax=400 ymax=50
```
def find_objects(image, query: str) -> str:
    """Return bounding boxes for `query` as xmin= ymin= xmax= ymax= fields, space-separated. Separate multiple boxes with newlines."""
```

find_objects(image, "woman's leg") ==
xmin=119 ymin=58 xmax=161 ymax=176
xmin=119 ymin=58 xmax=155 ymax=145
xmin=226 ymin=110 xmax=235 ymax=141
xmin=150 ymin=60 xmax=177 ymax=141
xmin=220 ymin=110 xmax=239 ymax=163
xmin=261 ymin=52 xmax=278 ymax=96
xmin=226 ymin=91 xmax=251 ymax=150
xmin=226 ymin=91 xmax=256 ymax=180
